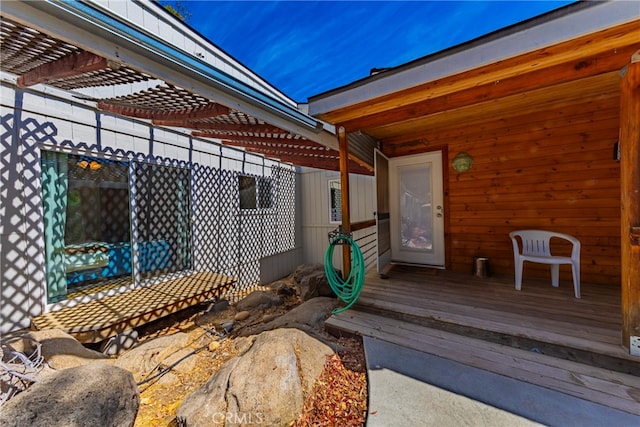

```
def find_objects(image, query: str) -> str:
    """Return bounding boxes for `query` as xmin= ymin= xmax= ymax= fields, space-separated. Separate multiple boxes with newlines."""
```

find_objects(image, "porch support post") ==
xmin=338 ymin=126 xmax=352 ymax=279
xmin=620 ymin=51 xmax=640 ymax=352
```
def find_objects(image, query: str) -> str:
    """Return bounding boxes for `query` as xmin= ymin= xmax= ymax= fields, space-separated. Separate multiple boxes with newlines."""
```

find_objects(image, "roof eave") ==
xmin=308 ymin=0 xmax=639 ymax=118
xmin=2 ymin=0 xmax=338 ymax=150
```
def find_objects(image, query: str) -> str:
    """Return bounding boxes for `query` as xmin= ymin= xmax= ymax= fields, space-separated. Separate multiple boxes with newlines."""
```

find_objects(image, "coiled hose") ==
xmin=324 ymin=233 xmax=365 ymax=314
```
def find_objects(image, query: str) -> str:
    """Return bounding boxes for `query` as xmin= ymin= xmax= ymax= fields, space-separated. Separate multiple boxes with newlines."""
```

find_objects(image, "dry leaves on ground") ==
xmin=294 ymin=352 xmax=367 ymax=427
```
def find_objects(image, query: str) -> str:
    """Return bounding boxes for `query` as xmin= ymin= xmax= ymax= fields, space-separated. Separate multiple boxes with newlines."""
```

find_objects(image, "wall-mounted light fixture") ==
xmin=452 ymin=152 xmax=473 ymax=173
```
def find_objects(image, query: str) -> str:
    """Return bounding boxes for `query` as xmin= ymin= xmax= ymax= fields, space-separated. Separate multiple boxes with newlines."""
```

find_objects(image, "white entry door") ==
xmin=389 ymin=151 xmax=444 ymax=266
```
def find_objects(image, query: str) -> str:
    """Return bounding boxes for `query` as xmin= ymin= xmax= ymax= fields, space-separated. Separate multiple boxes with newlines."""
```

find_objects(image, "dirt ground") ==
xmin=129 ymin=289 xmax=367 ymax=426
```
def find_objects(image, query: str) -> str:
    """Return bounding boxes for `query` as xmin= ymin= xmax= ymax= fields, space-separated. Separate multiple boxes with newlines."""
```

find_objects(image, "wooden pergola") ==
xmin=0 ymin=9 xmax=373 ymax=175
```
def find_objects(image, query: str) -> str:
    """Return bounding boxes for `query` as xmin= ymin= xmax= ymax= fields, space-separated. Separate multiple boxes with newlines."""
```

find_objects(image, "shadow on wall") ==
xmin=1 ymin=107 xmax=299 ymax=334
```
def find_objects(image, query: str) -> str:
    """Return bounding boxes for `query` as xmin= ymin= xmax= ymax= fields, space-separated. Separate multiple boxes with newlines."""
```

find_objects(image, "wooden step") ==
xmin=327 ymin=310 xmax=640 ymax=416
xmin=31 ymin=272 xmax=235 ymax=343
xmin=354 ymin=295 xmax=640 ymax=374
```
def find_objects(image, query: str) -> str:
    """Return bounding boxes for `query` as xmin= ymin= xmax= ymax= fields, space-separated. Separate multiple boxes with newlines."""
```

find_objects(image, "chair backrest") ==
xmin=509 ymin=230 xmax=580 ymax=257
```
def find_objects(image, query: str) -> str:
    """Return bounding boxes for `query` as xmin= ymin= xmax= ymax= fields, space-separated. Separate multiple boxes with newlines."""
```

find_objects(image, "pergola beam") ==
xmin=98 ymin=102 xmax=230 ymax=121
xmin=155 ymin=121 xmax=288 ymax=135
xmin=193 ymin=132 xmax=321 ymax=147
xmin=17 ymin=50 xmax=108 ymax=87
xmin=216 ymin=139 xmax=331 ymax=152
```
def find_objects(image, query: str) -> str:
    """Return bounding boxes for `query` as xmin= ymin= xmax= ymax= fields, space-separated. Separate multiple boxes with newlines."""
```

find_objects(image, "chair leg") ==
xmin=551 ymin=264 xmax=560 ymax=287
xmin=514 ymin=259 xmax=523 ymax=291
xmin=572 ymin=262 xmax=581 ymax=298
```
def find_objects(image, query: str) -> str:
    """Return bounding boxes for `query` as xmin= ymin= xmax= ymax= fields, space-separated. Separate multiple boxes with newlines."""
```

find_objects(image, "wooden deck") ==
xmin=31 ymin=272 xmax=235 ymax=343
xmin=327 ymin=265 xmax=640 ymax=415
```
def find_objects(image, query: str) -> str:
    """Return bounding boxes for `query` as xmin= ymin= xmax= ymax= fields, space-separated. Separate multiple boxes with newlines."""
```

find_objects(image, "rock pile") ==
xmin=1 ymin=263 xmax=352 ymax=426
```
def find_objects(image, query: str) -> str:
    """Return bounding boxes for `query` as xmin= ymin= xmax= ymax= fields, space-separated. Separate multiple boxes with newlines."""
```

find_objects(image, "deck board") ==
xmin=328 ymin=265 xmax=640 ymax=414
xmin=31 ymin=272 xmax=235 ymax=343
xmin=353 ymin=265 xmax=633 ymax=361
xmin=328 ymin=310 xmax=640 ymax=415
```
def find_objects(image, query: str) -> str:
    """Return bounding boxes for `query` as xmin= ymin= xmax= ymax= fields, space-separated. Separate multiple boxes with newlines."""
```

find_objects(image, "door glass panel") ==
xmin=399 ymin=164 xmax=432 ymax=252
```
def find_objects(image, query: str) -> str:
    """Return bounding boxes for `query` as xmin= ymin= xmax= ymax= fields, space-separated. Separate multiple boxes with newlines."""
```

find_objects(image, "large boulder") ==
xmin=0 ymin=363 xmax=139 ymax=427
xmin=114 ymin=332 xmax=206 ymax=386
xmin=292 ymin=264 xmax=336 ymax=301
xmin=239 ymin=297 xmax=337 ymax=336
xmin=235 ymin=290 xmax=284 ymax=312
xmin=177 ymin=328 xmax=334 ymax=427
xmin=25 ymin=329 xmax=109 ymax=370
xmin=267 ymin=280 xmax=297 ymax=297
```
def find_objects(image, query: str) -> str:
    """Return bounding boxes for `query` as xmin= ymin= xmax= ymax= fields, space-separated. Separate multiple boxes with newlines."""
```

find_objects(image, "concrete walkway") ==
xmin=363 ymin=337 xmax=640 ymax=427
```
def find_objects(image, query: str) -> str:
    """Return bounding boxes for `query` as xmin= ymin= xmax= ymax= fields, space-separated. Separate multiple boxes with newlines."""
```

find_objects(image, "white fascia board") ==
xmin=93 ymin=0 xmax=295 ymax=107
xmin=309 ymin=0 xmax=640 ymax=116
xmin=2 ymin=0 xmax=338 ymax=150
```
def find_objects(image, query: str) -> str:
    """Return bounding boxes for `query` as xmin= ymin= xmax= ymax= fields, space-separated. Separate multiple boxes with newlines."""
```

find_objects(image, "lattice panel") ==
xmin=215 ymin=168 xmax=241 ymax=274
xmin=274 ymin=166 xmax=297 ymax=252
xmin=132 ymin=162 xmax=192 ymax=281
xmin=191 ymin=164 xmax=218 ymax=273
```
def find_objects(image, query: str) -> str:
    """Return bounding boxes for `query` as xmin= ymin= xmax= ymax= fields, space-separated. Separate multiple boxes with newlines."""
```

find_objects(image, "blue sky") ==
xmin=169 ymin=1 xmax=575 ymax=102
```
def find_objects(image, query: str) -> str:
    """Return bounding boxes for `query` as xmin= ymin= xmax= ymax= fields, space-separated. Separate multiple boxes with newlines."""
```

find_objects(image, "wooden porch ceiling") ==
xmin=313 ymin=20 xmax=640 ymax=157
xmin=0 ymin=17 xmax=372 ymax=175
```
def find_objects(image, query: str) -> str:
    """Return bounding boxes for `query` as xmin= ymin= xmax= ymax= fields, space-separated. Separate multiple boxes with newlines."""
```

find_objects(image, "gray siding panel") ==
xmin=0 ymin=82 xmax=302 ymax=334
xmin=299 ymin=167 xmax=377 ymax=271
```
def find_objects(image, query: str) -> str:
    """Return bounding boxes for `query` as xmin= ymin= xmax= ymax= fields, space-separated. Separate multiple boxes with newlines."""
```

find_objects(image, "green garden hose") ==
xmin=324 ymin=233 xmax=365 ymax=314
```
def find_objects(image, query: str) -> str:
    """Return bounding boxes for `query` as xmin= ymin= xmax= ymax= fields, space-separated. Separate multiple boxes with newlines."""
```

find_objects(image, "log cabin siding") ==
xmin=391 ymin=88 xmax=622 ymax=285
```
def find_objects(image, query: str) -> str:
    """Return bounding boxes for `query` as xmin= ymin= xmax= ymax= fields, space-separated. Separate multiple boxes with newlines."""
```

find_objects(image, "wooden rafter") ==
xmin=154 ymin=121 xmax=288 ymax=135
xmin=348 ymin=152 xmax=374 ymax=173
xmin=250 ymin=150 xmax=339 ymax=168
xmin=193 ymin=132 xmax=315 ymax=146
xmin=17 ymin=50 xmax=108 ymax=87
xmin=251 ymin=150 xmax=335 ymax=161
xmin=253 ymin=150 xmax=372 ymax=175
xmin=242 ymin=146 xmax=338 ymax=159
xmin=238 ymin=141 xmax=338 ymax=159
xmin=214 ymin=139 xmax=330 ymax=152
xmin=339 ymin=46 xmax=639 ymax=134
xmin=98 ymin=102 xmax=230 ymax=121
xmin=152 ymin=102 xmax=230 ymax=120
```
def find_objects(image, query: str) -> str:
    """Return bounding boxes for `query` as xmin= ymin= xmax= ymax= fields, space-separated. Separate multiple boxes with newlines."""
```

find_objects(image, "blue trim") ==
xmin=48 ymin=0 xmax=320 ymax=131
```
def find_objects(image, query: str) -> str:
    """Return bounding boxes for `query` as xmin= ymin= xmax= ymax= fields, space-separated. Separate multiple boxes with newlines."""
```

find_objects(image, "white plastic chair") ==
xmin=509 ymin=230 xmax=581 ymax=298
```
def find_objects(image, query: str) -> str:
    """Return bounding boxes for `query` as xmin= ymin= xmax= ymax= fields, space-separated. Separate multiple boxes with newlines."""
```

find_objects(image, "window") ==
xmin=239 ymin=175 xmax=273 ymax=210
xmin=40 ymin=151 xmax=192 ymax=302
xmin=329 ymin=179 xmax=341 ymax=223
xmin=41 ymin=152 xmax=132 ymax=302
